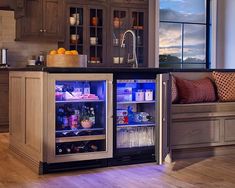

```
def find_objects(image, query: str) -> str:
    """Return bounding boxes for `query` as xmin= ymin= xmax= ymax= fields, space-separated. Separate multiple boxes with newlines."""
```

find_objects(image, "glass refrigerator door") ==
xmin=116 ymin=79 xmax=156 ymax=149
xmin=47 ymin=74 xmax=113 ymax=163
xmin=55 ymin=80 xmax=107 ymax=155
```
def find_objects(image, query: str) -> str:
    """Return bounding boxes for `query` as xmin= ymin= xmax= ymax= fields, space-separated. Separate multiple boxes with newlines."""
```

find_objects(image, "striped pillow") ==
xmin=212 ymin=71 xmax=235 ymax=102
xmin=175 ymin=77 xmax=216 ymax=104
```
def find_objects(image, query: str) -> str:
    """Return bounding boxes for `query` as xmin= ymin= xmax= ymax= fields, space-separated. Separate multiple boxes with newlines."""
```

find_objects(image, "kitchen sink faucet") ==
xmin=120 ymin=30 xmax=138 ymax=68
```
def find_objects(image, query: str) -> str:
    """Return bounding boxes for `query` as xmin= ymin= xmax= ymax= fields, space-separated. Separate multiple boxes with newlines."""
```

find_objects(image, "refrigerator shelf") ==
xmin=117 ymin=123 xmax=155 ymax=128
xmin=117 ymin=100 xmax=156 ymax=105
xmin=56 ymin=134 xmax=106 ymax=143
xmin=56 ymin=99 xmax=105 ymax=103
xmin=56 ymin=128 xmax=105 ymax=137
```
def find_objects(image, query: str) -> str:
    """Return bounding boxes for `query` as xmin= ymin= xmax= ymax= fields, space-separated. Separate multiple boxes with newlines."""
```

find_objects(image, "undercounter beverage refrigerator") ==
xmin=46 ymin=74 xmax=113 ymax=164
xmin=112 ymin=74 xmax=170 ymax=165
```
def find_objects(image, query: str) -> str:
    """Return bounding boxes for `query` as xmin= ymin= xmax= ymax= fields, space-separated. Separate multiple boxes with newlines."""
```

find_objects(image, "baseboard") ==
xmin=172 ymin=145 xmax=235 ymax=160
xmin=9 ymin=144 xmax=42 ymax=174
xmin=0 ymin=124 xmax=9 ymax=133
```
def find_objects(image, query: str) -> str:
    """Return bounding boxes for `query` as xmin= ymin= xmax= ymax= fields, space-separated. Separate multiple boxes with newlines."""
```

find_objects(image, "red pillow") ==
xmin=175 ymin=77 xmax=216 ymax=104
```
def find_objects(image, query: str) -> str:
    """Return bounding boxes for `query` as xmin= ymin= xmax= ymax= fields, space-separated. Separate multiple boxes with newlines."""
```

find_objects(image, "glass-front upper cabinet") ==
xmin=88 ymin=7 xmax=106 ymax=65
xmin=66 ymin=4 xmax=106 ymax=66
xmin=110 ymin=8 xmax=148 ymax=67
xmin=47 ymin=74 xmax=113 ymax=163
xmin=68 ymin=7 xmax=84 ymax=54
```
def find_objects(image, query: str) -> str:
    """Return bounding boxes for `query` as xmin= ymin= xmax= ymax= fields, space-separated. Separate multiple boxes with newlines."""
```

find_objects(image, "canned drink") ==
xmin=145 ymin=89 xmax=153 ymax=101
xmin=69 ymin=115 xmax=78 ymax=129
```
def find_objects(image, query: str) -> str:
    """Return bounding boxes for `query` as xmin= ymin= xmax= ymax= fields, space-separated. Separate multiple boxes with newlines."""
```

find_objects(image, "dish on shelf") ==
xmin=56 ymin=91 xmax=99 ymax=101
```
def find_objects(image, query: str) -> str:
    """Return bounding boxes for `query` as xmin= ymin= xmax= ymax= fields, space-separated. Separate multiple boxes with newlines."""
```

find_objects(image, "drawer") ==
xmin=171 ymin=119 xmax=220 ymax=147
xmin=224 ymin=118 xmax=235 ymax=142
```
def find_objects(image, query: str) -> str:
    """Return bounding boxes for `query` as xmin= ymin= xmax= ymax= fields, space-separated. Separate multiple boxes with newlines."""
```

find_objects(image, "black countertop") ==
xmin=4 ymin=66 xmax=235 ymax=73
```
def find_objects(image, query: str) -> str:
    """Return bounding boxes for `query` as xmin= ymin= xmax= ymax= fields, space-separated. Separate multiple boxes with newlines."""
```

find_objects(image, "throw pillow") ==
xmin=175 ymin=77 xmax=216 ymax=104
xmin=212 ymin=71 xmax=235 ymax=102
xmin=171 ymin=76 xmax=178 ymax=103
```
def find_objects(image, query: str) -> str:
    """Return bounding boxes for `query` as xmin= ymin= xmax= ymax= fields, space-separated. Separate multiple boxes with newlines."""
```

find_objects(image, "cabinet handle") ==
xmin=40 ymin=29 xmax=43 ymax=32
xmin=43 ymin=29 xmax=47 ymax=32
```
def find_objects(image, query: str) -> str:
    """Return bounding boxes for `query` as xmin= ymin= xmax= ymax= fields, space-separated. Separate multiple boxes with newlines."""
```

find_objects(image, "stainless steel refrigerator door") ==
xmin=156 ymin=73 xmax=171 ymax=164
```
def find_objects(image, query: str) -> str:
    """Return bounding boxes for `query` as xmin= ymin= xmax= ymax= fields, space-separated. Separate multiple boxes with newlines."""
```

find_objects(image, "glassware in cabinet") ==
xmin=88 ymin=8 xmax=105 ymax=65
xmin=131 ymin=11 xmax=145 ymax=66
xmin=69 ymin=7 xmax=84 ymax=54
xmin=111 ymin=9 xmax=129 ymax=65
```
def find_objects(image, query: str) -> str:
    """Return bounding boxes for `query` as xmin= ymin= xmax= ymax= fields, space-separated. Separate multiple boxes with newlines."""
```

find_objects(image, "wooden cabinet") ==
xmin=65 ymin=0 xmax=148 ymax=67
xmin=109 ymin=7 xmax=148 ymax=67
xmin=0 ymin=72 xmax=9 ymax=133
xmin=16 ymin=0 xmax=64 ymax=41
xmin=111 ymin=0 xmax=148 ymax=4
xmin=9 ymin=71 xmax=113 ymax=174
xmin=65 ymin=3 xmax=107 ymax=66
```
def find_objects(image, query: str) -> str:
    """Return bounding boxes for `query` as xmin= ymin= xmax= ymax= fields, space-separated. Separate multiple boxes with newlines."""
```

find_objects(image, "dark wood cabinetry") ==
xmin=0 ymin=72 xmax=9 ymax=133
xmin=109 ymin=7 xmax=148 ymax=67
xmin=65 ymin=0 xmax=148 ymax=67
xmin=16 ymin=0 xmax=64 ymax=41
xmin=66 ymin=3 xmax=107 ymax=66
xmin=111 ymin=0 xmax=147 ymax=4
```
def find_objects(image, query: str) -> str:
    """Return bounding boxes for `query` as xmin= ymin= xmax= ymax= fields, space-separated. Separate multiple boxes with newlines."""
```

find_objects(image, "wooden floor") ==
xmin=0 ymin=133 xmax=235 ymax=188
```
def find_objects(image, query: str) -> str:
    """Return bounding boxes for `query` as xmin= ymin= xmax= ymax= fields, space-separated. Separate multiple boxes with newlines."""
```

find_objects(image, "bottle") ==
xmin=56 ymin=144 xmax=64 ymax=155
xmin=56 ymin=107 xmax=64 ymax=130
xmin=39 ymin=51 xmax=44 ymax=65
xmin=127 ymin=106 xmax=134 ymax=124
xmin=83 ymin=81 xmax=90 ymax=94
xmin=35 ymin=56 xmax=41 ymax=66
xmin=89 ymin=107 xmax=95 ymax=125
xmin=64 ymin=144 xmax=72 ymax=154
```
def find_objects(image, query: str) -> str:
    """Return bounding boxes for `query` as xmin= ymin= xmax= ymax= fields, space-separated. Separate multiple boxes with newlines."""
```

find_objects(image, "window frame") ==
xmin=159 ymin=0 xmax=211 ymax=69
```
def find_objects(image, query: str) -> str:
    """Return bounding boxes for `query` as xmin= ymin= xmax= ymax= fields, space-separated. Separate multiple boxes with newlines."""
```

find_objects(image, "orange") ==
xmin=65 ymin=50 xmax=73 ymax=55
xmin=49 ymin=50 xmax=57 ymax=55
xmin=57 ymin=47 xmax=66 ymax=54
xmin=71 ymin=50 xmax=79 ymax=55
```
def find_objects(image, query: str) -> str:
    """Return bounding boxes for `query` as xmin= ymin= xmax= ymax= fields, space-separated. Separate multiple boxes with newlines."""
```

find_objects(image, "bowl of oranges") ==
xmin=47 ymin=48 xmax=86 ymax=67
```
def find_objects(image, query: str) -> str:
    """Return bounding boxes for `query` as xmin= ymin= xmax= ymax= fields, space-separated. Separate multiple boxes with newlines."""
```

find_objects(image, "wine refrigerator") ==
xmin=46 ymin=73 xmax=113 ymax=164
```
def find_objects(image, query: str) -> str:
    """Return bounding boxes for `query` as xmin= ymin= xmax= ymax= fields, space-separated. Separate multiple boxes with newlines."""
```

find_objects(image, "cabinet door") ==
xmin=23 ymin=0 xmax=42 ymax=37
xmin=111 ymin=0 xmax=148 ymax=5
xmin=156 ymin=74 xmax=170 ymax=164
xmin=110 ymin=7 xmax=130 ymax=66
xmin=0 ymin=83 xmax=9 ymax=132
xmin=42 ymin=0 xmax=64 ymax=40
xmin=67 ymin=5 xmax=86 ymax=54
xmin=46 ymin=74 xmax=113 ymax=163
xmin=87 ymin=6 xmax=107 ymax=66
xmin=130 ymin=8 xmax=148 ymax=67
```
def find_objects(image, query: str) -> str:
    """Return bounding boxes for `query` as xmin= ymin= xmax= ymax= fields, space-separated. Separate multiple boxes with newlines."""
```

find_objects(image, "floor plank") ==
xmin=0 ymin=133 xmax=235 ymax=188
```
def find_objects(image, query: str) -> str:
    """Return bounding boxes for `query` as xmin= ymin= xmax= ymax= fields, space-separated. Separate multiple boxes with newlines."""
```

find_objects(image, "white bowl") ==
xmin=28 ymin=59 xmax=36 ymax=66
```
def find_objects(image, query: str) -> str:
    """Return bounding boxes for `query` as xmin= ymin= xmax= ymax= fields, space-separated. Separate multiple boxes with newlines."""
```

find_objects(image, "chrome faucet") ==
xmin=120 ymin=30 xmax=138 ymax=68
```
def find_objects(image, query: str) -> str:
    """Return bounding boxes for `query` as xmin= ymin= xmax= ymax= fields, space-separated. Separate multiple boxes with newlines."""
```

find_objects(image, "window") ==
xmin=159 ymin=0 xmax=210 ymax=69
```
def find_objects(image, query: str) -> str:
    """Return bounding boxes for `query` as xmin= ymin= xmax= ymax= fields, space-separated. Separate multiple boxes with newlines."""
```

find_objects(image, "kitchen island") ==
xmin=9 ymin=67 xmax=171 ymax=174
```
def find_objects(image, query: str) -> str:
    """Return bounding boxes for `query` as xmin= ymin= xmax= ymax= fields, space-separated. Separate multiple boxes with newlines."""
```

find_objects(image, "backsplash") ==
xmin=0 ymin=10 xmax=57 ymax=67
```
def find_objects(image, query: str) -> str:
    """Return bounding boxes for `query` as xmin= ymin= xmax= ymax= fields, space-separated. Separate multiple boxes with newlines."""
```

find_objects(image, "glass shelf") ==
xmin=117 ymin=122 xmax=155 ymax=128
xmin=117 ymin=100 xmax=156 ymax=105
xmin=56 ymin=99 xmax=104 ymax=103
